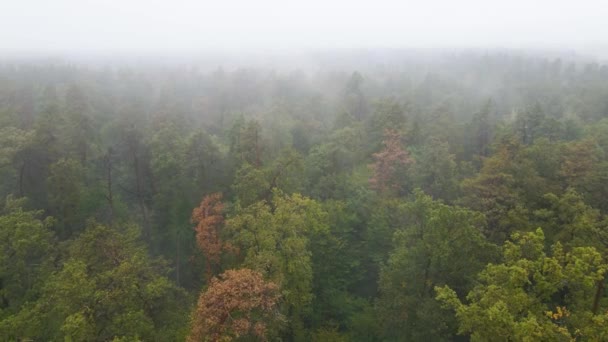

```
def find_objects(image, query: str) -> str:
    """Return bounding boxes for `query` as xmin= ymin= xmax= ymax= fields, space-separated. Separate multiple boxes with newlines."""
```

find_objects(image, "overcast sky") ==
xmin=2 ymin=0 xmax=608 ymax=55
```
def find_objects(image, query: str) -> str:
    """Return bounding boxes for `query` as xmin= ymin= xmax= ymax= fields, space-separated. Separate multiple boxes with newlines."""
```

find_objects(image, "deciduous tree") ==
xmin=192 ymin=193 xmax=225 ymax=280
xmin=378 ymin=190 xmax=496 ymax=341
xmin=369 ymin=129 xmax=413 ymax=195
xmin=188 ymin=269 xmax=281 ymax=342
xmin=437 ymin=229 xmax=608 ymax=341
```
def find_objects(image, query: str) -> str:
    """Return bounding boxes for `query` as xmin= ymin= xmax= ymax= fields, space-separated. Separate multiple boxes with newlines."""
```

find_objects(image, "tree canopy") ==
xmin=1 ymin=52 xmax=608 ymax=340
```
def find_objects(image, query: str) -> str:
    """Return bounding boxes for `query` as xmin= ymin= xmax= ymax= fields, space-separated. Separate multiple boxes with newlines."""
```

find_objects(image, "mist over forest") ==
xmin=3 ymin=0 xmax=608 ymax=340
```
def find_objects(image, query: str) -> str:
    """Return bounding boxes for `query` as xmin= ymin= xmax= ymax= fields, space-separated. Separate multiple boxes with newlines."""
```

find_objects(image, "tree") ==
xmin=369 ymin=129 xmax=413 ymax=195
xmin=409 ymin=137 xmax=459 ymax=202
xmin=366 ymin=98 xmax=406 ymax=152
xmin=469 ymin=100 xmax=494 ymax=159
xmin=147 ymin=116 xmax=194 ymax=283
xmin=559 ymin=139 xmax=601 ymax=189
xmin=192 ymin=193 xmax=225 ymax=280
xmin=11 ymin=102 xmax=62 ymax=208
xmin=102 ymin=147 xmax=116 ymax=223
xmin=0 ymin=127 xmax=33 ymax=196
xmin=533 ymin=189 xmax=604 ymax=247
xmin=344 ymin=71 xmax=367 ymax=120
xmin=232 ymin=163 xmax=270 ymax=208
xmin=183 ymin=130 xmax=225 ymax=199
xmin=309 ymin=200 xmax=373 ymax=334
xmin=0 ymin=197 xmax=56 ymax=325
xmin=111 ymin=120 xmax=155 ymax=240
xmin=46 ymin=158 xmax=86 ymax=238
xmin=188 ymin=269 xmax=281 ymax=342
xmin=305 ymin=125 xmax=365 ymax=199
xmin=64 ymin=84 xmax=95 ymax=164
xmin=460 ymin=138 xmax=531 ymax=242
xmin=514 ymin=103 xmax=546 ymax=145
xmin=233 ymin=119 xmax=263 ymax=168
xmin=226 ymin=191 xmax=329 ymax=338
xmin=3 ymin=222 xmax=188 ymax=341
xmin=233 ymin=148 xmax=304 ymax=207
xmin=437 ymin=229 xmax=608 ymax=341
xmin=378 ymin=190 xmax=496 ymax=341
xmin=558 ymin=138 xmax=608 ymax=213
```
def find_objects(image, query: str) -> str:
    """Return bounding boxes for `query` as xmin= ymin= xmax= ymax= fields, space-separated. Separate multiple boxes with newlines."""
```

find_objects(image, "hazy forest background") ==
xmin=2 ymin=47 xmax=608 ymax=341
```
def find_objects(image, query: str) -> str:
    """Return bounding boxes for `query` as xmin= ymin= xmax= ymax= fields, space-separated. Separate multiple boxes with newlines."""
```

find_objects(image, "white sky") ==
xmin=1 ymin=0 xmax=608 ymax=54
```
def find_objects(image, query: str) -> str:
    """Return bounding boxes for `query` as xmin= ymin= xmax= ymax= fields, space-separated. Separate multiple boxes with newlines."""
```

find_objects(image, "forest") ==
xmin=1 ymin=51 xmax=608 ymax=341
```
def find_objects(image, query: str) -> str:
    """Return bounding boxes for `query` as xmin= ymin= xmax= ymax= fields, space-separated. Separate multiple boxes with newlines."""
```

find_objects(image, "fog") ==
xmin=2 ymin=0 xmax=608 ymax=59
xmin=5 ymin=2 xmax=608 ymax=341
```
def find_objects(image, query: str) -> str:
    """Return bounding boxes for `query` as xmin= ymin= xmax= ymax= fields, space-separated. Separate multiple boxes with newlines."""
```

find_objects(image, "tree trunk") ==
xmin=176 ymin=230 xmax=181 ymax=286
xmin=105 ymin=148 xmax=114 ymax=223
xmin=132 ymin=148 xmax=150 ymax=240
xmin=18 ymin=162 xmax=25 ymax=197
xmin=592 ymin=274 xmax=606 ymax=314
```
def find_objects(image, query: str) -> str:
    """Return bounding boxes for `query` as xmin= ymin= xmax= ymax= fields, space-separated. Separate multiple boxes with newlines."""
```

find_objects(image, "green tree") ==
xmin=147 ymin=115 xmax=196 ymax=286
xmin=12 ymin=102 xmax=63 ymax=208
xmin=460 ymin=138 xmax=544 ymax=242
xmin=469 ymin=100 xmax=494 ymax=158
xmin=558 ymin=138 xmax=608 ymax=213
xmin=366 ymin=98 xmax=407 ymax=153
xmin=226 ymin=191 xmax=329 ymax=339
xmin=344 ymin=71 xmax=367 ymax=120
xmin=0 ymin=127 xmax=33 ymax=196
xmin=234 ymin=119 xmax=264 ymax=168
xmin=515 ymin=103 xmax=547 ymax=145
xmin=183 ymin=130 xmax=225 ymax=198
xmin=4 ymin=222 xmax=188 ymax=341
xmin=310 ymin=200 xmax=372 ymax=334
xmin=409 ymin=137 xmax=459 ymax=202
xmin=64 ymin=84 xmax=95 ymax=164
xmin=233 ymin=148 xmax=304 ymax=207
xmin=378 ymin=190 xmax=496 ymax=341
xmin=532 ymin=189 xmax=604 ymax=247
xmin=46 ymin=158 xmax=86 ymax=238
xmin=305 ymin=125 xmax=365 ymax=199
xmin=437 ymin=229 xmax=608 ymax=341
xmin=0 ymin=197 xmax=56 ymax=329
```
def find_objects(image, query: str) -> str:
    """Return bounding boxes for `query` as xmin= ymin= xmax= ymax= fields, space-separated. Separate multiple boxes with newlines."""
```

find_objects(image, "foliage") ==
xmin=192 ymin=193 xmax=226 ymax=280
xmin=369 ymin=129 xmax=413 ymax=195
xmin=0 ymin=197 xmax=56 ymax=325
xmin=2 ymin=222 xmax=188 ymax=341
xmin=378 ymin=190 xmax=497 ymax=341
xmin=188 ymin=268 xmax=281 ymax=342
xmin=437 ymin=229 xmax=608 ymax=341
xmin=1 ymin=53 xmax=608 ymax=340
xmin=225 ymin=191 xmax=329 ymax=337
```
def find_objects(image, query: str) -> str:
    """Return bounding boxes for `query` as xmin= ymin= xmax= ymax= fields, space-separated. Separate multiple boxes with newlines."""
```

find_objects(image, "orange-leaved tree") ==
xmin=188 ymin=268 xmax=282 ymax=342
xmin=192 ymin=193 xmax=225 ymax=280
